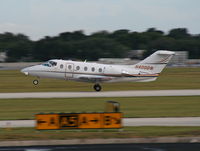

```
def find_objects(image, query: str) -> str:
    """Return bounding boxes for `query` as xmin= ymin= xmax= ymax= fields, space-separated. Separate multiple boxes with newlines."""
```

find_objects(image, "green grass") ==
xmin=0 ymin=96 xmax=200 ymax=120
xmin=1 ymin=126 xmax=200 ymax=140
xmin=1 ymin=68 xmax=200 ymax=141
xmin=0 ymin=67 xmax=200 ymax=92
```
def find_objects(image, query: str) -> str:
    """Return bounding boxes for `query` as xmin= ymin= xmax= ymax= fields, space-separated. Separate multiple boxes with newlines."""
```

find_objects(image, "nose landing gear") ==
xmin=93 ymin=84 xmax=102 ymax=92
xmin=33 ymin=79 xmax=39 ymax=85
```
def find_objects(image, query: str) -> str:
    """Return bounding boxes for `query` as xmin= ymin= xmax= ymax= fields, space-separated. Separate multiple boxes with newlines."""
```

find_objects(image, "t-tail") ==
xmin=133 ymin=50 xmax=175 ymax=80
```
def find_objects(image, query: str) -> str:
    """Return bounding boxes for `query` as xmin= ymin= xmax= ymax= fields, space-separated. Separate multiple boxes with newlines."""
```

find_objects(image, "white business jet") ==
xmin=21 ymin=50 xmax=175 ymax=91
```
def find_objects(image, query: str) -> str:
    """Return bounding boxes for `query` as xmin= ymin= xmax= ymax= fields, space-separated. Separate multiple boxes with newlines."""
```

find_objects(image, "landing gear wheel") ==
xmin=93 ymin=84 xmax=102 ymax=92
xmin=33 ymin=79 xmax=39 ymax=85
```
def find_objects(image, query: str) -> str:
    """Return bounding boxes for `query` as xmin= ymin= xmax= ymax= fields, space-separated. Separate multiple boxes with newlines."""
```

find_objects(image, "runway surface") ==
xmin=1 ymin=117 xmax=200 ymax=128
xmin=0 ymin=89 xmax=200 ymax=99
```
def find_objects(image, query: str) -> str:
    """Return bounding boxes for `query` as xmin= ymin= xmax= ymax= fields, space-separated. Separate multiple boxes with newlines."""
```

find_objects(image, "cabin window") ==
xmin=84 ymin=67 xmax=88 ymax=71
xmin=99 ymin=68 xmax=102 ymax=72
xmin=91 ymin=67 xmax=95 ymax=72
xmin=68 ymin=65 xmax=72 ymax=70
xmin=76 ymin=66 xmax=80 ymax=70
xmin=60 ymin=64 xmax=63 ymax=69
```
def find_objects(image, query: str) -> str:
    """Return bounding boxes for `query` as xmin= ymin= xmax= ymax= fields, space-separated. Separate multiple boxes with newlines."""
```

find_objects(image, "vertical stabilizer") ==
xmin=133 ymin=50 xmax=175 ymax=74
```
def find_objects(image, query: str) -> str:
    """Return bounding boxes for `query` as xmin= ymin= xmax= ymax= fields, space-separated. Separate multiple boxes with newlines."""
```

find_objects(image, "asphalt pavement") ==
xmin=1 ymin=143 xmax=200 ymax=151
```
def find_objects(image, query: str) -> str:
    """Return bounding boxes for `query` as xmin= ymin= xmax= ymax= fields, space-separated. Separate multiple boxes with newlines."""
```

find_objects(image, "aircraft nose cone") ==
xmin=21 ymin=67 xmax=29 ymax=75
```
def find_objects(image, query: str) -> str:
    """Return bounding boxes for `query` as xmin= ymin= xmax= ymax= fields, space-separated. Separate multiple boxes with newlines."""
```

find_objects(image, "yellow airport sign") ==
xmin=103 ymin=113 xmax=122 ymax=128
xmin=60 ymin=114 xmax=79 ymax=128
xmin=36 ymin=112 xmax=122 ymax=130
xmin=79 ymin=113 xmax=102 ymax=129
xmin=36 ymin=114 xmax=60 ymax=130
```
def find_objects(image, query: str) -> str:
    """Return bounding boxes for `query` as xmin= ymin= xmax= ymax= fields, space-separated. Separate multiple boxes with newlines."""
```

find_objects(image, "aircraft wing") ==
xmin=121 ymin=70 xmax=132 ymax=76
xmin=121 ymin=70 xmax=140 ymax=77
xmin=76 ymin=75 xmax=112 ymax=82
xmin=121 ymin=70 xmax=154 ymax=77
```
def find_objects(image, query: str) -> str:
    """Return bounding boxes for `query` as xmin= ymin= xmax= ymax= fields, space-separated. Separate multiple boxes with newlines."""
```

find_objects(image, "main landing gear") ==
xmin=93 ymin=84 xmax=102 ymax=92
xmin=33 ymin=79 xmax=39 ymax=85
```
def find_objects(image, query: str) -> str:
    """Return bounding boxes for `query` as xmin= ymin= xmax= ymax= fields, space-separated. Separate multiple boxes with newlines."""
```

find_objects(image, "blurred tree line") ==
xmin=0 ymin=28 xmax=200 ymax=62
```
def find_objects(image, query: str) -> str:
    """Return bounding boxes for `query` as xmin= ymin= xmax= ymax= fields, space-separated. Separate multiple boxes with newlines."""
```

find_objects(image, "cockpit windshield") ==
xmin=42 ymin=60 xmax=57 ymax=67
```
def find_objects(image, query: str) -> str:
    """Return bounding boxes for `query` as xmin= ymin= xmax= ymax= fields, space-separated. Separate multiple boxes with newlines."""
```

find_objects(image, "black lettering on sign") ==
xmin=104 ymin=116 xmax=111 ymax=125
xmin=37 ymin=119 xmax=46 ymax=125
xmin=80 ymin=116 xmax=88 ymax=125
xmin=112 ymin=117 xmax=121 ymax=124
xmin=49 ymin=117 xmax=55 ymax=125
xmin=60 ymin=115 xmax=78 ymax=128
xmin=90 ymin=118 xmax=99 ymax=123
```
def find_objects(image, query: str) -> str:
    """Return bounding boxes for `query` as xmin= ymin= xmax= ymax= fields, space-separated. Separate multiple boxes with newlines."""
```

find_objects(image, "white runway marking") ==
xmin=0 ymin=89 xmax=200 ymax=99
xmin=1 ymin=117 xmax=200 ymax=128
xmin=124 ymin=117 xmax=200 ymax=126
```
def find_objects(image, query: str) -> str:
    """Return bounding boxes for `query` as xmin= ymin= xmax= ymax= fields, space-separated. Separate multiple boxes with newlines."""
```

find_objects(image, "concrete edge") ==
xmin=1 ymin=137 xmax=200 ymax=147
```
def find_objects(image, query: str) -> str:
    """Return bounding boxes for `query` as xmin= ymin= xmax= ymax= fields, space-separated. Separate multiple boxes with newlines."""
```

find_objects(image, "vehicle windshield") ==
xmin=42 ymin=60 xmax=57 ymax=67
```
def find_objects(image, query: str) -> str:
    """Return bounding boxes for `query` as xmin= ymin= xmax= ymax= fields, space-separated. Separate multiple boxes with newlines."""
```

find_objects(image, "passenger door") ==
xmin=65 ymin=63 xmax=74 ymax=79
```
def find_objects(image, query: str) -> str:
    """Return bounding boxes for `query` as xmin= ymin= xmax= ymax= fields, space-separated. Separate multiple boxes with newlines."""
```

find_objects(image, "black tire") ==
xmin=33 ymin=79 xmax=39 ymax=85
xmin=93 ymin=84 xmax=102 ymax=92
